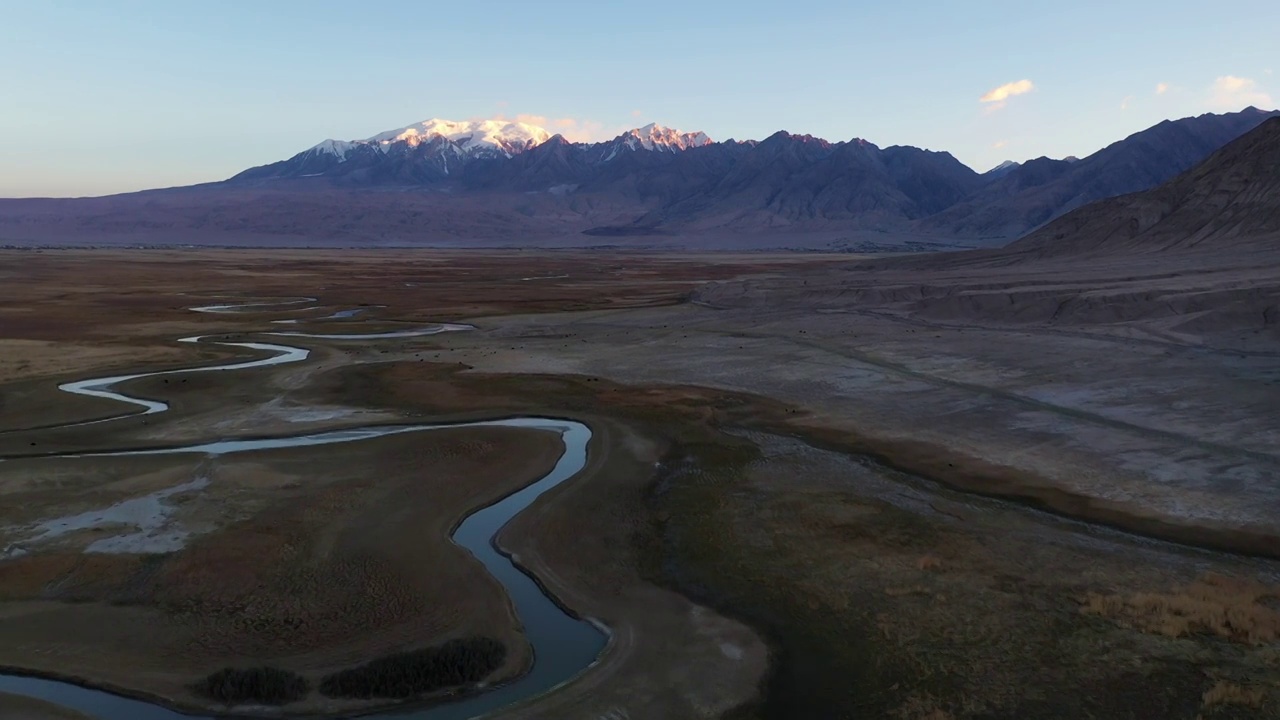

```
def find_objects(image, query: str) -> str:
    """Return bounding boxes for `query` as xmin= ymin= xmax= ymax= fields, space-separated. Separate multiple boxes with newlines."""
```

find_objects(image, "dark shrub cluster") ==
xmin=319 ymin=636 xmax=507 ymax=699
xmin=193 ymin=666 xmax=309 ymax=705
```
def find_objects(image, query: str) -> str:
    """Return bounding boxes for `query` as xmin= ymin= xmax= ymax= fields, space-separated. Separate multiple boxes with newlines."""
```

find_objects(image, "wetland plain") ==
xmin=0 ymin=249 xmax=1277 ymax=720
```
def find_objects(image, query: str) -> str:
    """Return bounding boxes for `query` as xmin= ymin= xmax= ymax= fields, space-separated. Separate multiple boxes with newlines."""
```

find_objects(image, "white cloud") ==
xmin=980 ymin=79 xmax=1035 ymax=104
xmin=991 ymin=139 xmax=1008 ymax=149
xmin=1155 ymin=82 xmax=1169 ymax=95
xmin=548 ymin=118 xmax=615 ymax=143
xmin=493 ymin=113 xmax=627 ymax=142
xmin=979 ymin=79 xmax=1034 ymax=115
xmin=1209 ymin=75 xmax=1274 ymax=109
xmin=631 ymin=109 xmax=643 ymax=118
xmin=1121 ymin=95 xmax=1134 ymax=111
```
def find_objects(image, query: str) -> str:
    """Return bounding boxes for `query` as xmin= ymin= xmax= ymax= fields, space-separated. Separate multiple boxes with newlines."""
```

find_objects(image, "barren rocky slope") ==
xmin=1008 ymin=116 xmax=1280 ymax=258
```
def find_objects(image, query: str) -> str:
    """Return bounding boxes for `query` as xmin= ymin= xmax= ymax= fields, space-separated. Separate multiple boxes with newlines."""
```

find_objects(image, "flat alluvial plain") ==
xmin=0 ymin=249 xmax=1277 ymax=720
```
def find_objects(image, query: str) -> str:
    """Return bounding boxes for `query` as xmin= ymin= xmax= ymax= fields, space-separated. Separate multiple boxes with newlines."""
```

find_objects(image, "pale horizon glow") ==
xmin=1 ymin=0 xmax=1277 ymax=197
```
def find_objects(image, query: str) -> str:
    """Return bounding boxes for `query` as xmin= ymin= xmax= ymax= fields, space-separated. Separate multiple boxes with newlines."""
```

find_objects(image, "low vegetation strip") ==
xmin=319 ymin=636 xmax=507 ymax=699
xmin=1081 ymin=572 xmax=1280 ymax=645
xmin=193 ymin=666 xmax=310 ymax=705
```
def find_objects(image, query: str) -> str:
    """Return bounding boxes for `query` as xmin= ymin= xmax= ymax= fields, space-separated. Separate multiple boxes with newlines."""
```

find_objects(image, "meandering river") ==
xmin=0 ymin=303 xmax=609 ymax=719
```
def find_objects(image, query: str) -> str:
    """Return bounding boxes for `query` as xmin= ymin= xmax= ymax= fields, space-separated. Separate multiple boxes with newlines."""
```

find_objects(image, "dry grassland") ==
xmin=0 ymin=428 xmax=563 ymax=714
xmin=1083 ymin=572 xmax=1280 ymax=645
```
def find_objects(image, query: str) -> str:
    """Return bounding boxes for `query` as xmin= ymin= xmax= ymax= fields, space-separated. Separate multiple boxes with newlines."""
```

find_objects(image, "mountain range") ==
xmin=0 ymin=108 xmax=1275 ymax=249
xmin=693 ymin=116 xmax=1280 ymax=341
xmin=872 ymin=115 xmax=1280 ymax=267
xmin=1007 ymin=115 xmax=1280 ymax=259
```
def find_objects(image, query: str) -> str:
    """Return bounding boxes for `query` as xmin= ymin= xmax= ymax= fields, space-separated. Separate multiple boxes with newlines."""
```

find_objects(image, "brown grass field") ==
xmin=0 ymin=428 xmax=563 ymax=715
xmin=0 ymin=249 xmax=1278 ymax=719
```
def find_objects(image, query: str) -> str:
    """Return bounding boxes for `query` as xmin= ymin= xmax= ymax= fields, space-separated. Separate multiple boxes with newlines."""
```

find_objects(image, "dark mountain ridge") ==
xmin=0 ymin=109 xmax=1274 ymax=249
xmin=210 ymin=106 xmax=1280 ymax=239
xmin=1008 ymin=115 xmax=1280 ymax=258
xmin=915 ymin=106 xmax=1278 ymax=240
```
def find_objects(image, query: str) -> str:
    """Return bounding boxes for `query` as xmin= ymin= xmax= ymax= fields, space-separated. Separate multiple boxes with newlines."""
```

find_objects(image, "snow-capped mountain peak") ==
xmin=306 ymin=118 xmax=715 ymax=162
xmin=308 ymin=138 xmax=360 ymax=160
xmin=308 ymin=118 xmax=553 ymax=160
xmin=364 ymin=118 xmax=552 ymax=157
xmin=295 ymin=118 xmax=716 ymax=176
xmin=617 ymin=123 xmax=713 ymax=152
xmin=590 ymin=123 xmax=714 ymax=162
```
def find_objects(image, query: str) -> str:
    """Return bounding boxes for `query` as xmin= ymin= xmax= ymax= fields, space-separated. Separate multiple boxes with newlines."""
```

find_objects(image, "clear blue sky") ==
xmin=2 ymin=0 xmax=1276 ymax=197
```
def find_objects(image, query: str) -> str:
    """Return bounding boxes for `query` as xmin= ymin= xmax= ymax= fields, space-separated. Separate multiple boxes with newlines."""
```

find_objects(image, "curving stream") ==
xmin=189 ymin=297 xmax=318 ymax=314
xmin=265 ymin=324 xmax=474 ymax=341
xmin=58 ymin=336 xmax=310 ymax=421
xmin=57 ymin=323 xmax=471 ymax=427
xmin=272 ymin=306 xmax=387 ymax=324
xmin=0 ymin=303 xmax=609 ymax=719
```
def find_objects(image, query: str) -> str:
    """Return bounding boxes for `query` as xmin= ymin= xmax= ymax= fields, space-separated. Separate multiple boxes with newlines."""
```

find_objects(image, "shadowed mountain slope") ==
xmin=1006 ymin=116 xmax=1280 ymax=258
xmin=693 ymin=118 xmax=1280 ymax=342
xmin=915 ymin=107 xmax=1278 ymax=241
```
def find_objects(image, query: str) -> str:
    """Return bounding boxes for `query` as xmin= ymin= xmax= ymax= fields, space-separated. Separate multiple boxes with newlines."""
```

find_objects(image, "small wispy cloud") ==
xmin=631 ymin=109 xmax=643 ymax=118
xmin=980 ymin=79 xmax=1035 ymax=103
xmin=1121 ymin=95 xmax=1134 ymax=111
xmin=493 ymin=113 xmax=628 ymax=142
xmin=980 ymin=79 xmax=1034 ymax=114
xmin=1155 ymin=82 xmax=1169 ymax=95
xmin=991 ymin=139 xmax=1008 ymax=149
xmin=1209 ymin=75 xmax=1274 ymax=109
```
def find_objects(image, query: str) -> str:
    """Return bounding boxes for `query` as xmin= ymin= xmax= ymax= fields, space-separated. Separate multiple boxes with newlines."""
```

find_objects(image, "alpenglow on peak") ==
xmin=309 ymin=118 xmax=553 ymax=160
xmin=366 ymin=119 xmax=552 ymax=155
xmin=305 ymin=118 xmax=715 ymax=162
xmin=616 ymin=123 xmax=713 ymax=152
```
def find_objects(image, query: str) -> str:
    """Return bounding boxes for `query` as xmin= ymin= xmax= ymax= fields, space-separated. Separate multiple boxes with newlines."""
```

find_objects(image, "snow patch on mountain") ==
xmin=987 ymin=159 xmax=1020 ymax=174
xmin=308 ymin=139 xmax=359 ymax=160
